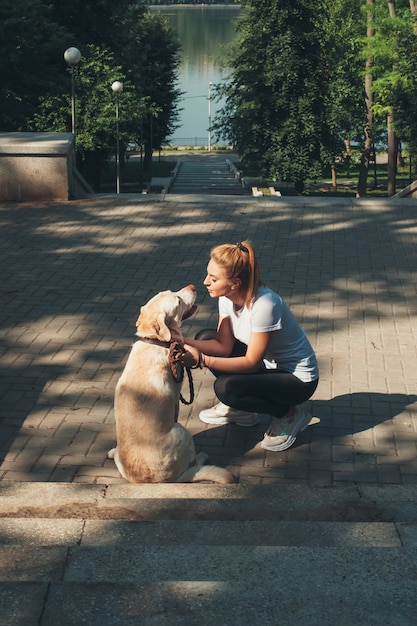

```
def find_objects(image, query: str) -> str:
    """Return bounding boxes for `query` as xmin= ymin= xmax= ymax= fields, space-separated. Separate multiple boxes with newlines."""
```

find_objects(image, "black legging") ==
xmin=196 ymin=329 xmax=318 ymax=419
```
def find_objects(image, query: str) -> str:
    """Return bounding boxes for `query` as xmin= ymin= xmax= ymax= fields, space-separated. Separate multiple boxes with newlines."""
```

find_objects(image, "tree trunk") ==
xmin=357 ymin=0 xmax=375 ymax=198
xmin=387 ymin=1 xmax=397 ymax=196
xmin=409 ymin=2 xmax=417 ymax=177
xmin=387 ymin=109 xmax=397 ymax=196
xmin=410 ymin=1 xmax=417 ymax=33
xmin=397 ymin=141 xmax=404 ymax=167
xmin=388 ymin=0 xmax=396 ymax=16
xmin=344 ymin=138 xmax=352 ymax=175
xmin=344 ymin=138 xmax=351 ymax=155
xmin=331 ymin=165 xmax=337 ymax=192
xmin=143 ymin=142 xmax=153 ymax=175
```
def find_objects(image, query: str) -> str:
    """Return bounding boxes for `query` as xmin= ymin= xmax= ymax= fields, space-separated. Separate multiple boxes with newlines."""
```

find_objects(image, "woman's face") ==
xmin=204 ymin=258 xmax=239 ymax=300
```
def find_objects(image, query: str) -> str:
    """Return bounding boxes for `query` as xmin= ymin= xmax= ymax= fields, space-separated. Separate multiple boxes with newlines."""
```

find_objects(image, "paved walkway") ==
xmin=1 ymin=187 xmax=417 ymax=625
xmin=1 ymin=190 xmax=416 ymax=487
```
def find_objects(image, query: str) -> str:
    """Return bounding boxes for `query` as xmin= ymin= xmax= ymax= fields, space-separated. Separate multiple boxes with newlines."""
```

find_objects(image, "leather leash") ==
xmin=138 ymin=337 xmax=196 ymax=405
xmin=169 ymin=341 xmax=195 ymax=405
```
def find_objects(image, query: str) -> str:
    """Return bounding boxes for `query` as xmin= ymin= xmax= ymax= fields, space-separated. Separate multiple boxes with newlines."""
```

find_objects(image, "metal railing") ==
xmin=164 ymin=137 xmax=216 ymax=148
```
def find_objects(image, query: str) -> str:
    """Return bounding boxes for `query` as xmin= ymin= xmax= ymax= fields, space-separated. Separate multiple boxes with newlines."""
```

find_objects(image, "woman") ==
xmin=182 ymin=241 xmax=319 ymax=452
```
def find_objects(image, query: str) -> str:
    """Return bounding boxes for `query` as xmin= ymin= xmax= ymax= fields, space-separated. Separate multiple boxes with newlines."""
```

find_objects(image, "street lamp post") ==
xmin=149 ymin=105 xmax=155 ymax=178
xmin=208 ymin=82 xmax=213 ymax=152
xmin=111 ymin=81 xmax=123 ymax=194
xmin=64 ymin=47 xmax=81 ymax=145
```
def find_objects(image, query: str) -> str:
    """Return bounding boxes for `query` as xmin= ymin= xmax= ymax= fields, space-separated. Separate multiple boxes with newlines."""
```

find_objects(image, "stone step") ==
xmin=2 ymin=482 xmax=417 ymax=522
xmin=4 ymin=568 xmax=417 ymax=626
xmin=1 ymin=541 xmax=416 ymax=624
xmin=171 ymin=159 xmax=246 ymax=194
xmin=1 ymin=483 xmax=417 ymax=624
xmin=1 ymin=518 xmax=413 ymax=548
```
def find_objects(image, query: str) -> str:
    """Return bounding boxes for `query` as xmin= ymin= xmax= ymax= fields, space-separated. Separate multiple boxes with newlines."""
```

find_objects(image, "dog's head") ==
xmin=136 ymin=285 xmax=197 ymax=343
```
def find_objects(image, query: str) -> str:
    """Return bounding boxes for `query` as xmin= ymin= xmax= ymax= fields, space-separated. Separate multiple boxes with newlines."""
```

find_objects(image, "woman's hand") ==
xmin=180 ymin=343 xmax=201 ymax=368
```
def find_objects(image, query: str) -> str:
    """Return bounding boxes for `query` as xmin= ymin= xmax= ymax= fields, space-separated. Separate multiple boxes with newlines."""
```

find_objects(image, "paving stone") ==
xmin=1 ymin=172 xmax=417 ymax=488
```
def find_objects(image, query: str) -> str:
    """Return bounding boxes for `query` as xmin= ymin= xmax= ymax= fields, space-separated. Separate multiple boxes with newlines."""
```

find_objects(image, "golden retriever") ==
xmin=108 ymin=285 xmax=234 ymax=484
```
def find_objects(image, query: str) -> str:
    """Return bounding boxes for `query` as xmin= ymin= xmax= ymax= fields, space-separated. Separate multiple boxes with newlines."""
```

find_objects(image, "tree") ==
xmin=357 ymin=0 xmax=417 ymax=195
xmin=119 ymin=10 xmax=182 ymax=172
xmin=27 ymin=0 xmax=181 ymax=185
xmin=357 ymin=0 xmax=375 ymax=197
xmin=394 ymin=10 xmax=417 ymax=168
xmin=31 ymin=45 xmax=147 ymax=188
xmin=47 ymin=0 xmax=181 ymax=171
xmin=383 ymin=0 xmax=417 ymax=185
xmin=0 ymin=0 xmax=69 ymax=130
xmin=214 ymin=0 xmax=340 ymax=192
xmin=48 ymin=0 xmax=145 ymax=56
xmin=324 ymin=0 xmax=365 ymax=190
xmin=387 ymin=0 xmax=398 ymax=197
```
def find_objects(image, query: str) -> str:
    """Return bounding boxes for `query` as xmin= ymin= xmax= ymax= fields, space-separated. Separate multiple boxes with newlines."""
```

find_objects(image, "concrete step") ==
xmin=2 ymin=545 xmax=417 ymax=625
xmin=1 ymin=528 xmax=416 ymax=625
xmin=171 ymin=159 xmax=247 ymax=195
xmin=1 ymin=483 xmax=416 ymax=625
xmin=2 ymin=482 xmax=417 ymax=523
xmin=1 ymin=518 xmax=414 ymax=548
xmin=1 ymin=544 xmax=417 ymax=626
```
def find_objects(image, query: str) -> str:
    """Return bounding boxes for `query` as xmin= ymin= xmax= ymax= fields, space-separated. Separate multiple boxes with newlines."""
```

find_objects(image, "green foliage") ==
xmin=1 ymin=0 xmax=181 ymax=186
xmin=32 ymin=46 xmax=145 ymax=150
xmin=146 ymin=0 xmax=240 ymax=4
xmin=214 ymin=0 xmax=417 ymax=190
xmin=325 ymin=0 xmax=365 ymax=140
xmin=0 ymin=0 xmax=69 ymax=130
xmin=355 ymin=0 xmax=417 ymax=165
xmin=5 ymin=0 xmax=417 ymax=191
xmin=215 ymin=0 xmax=340 ymax=189
xmin=366 ymin=3 xmax=412 ymax=115
xmin=121 ymin=10 xmax=182 ymax=157
xmin=389 ymin=24 xmax=417 ymax=157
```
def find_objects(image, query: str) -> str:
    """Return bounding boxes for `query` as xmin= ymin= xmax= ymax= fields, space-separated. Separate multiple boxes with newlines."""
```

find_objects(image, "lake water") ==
xmin=151 ymin=5 xmax=241 ymax=146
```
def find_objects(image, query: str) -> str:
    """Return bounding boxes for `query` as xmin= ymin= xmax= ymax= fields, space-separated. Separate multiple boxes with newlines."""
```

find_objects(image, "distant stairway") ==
xmin=170 ymin=153 xmax=249 ymax=195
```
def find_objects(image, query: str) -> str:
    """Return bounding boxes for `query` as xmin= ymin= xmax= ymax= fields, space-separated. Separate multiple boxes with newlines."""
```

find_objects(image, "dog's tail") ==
xmin=176 ymin=464 xmax=235 ymax=484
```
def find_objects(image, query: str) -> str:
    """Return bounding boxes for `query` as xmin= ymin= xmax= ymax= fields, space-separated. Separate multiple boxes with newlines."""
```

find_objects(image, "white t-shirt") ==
xmin=218 ymin=286 xmax=319 ymax=382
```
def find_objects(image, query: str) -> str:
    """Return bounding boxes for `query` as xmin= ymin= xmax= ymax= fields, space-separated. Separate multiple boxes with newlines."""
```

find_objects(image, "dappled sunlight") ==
xmin=0 ymin=518 xmax=83 ymax=546
xmin=1 ymin=163 xmax=417 ymax=622
xmin=1 ymin=195 xmax=416 ymax=486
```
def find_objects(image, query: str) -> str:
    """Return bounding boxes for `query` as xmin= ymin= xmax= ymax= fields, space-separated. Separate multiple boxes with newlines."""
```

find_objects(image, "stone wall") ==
xmin=0 ymin=132 xmax=88 ymax=202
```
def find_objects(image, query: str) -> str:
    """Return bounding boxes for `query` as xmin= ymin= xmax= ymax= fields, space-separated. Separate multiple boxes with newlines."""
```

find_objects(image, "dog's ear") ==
xmin=136 ymin=309 xmax=172 ymax=342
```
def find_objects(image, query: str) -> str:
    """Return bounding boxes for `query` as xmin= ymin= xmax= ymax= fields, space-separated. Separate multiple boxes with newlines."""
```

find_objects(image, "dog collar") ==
xmin=137 ymin=337 xmax=172 ymax=349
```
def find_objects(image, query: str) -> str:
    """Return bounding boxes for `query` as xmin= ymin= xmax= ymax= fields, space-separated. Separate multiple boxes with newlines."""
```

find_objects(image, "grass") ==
xmin=235 ymin=152 xmax=414 ymax=197
xmin=306 ymin=161 xmax=412 ymax=197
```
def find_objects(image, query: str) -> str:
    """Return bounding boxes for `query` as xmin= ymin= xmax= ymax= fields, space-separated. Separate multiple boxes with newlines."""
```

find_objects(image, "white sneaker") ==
xmin=261 ymin=406 xmax=312 ymax=451
xmin=199 ymin=401 xmax=259 ymax=426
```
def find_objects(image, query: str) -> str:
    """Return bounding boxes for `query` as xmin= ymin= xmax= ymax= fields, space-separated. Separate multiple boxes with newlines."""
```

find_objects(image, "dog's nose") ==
xmin=188 ymin=284 xmax=196 ymax=291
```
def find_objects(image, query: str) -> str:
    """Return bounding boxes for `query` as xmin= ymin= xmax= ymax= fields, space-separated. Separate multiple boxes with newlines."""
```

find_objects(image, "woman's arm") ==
xmin=202 ymin=330 xmax=271 ymax=373
xmin=184 ymin=317 xmax=235 ymax=357
xmin=183 ymin=327 xmax=272 ymax=374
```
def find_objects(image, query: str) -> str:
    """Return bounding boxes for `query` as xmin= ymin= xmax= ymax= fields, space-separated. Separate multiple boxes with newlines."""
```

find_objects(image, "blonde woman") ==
xmin=182 ymin=241 xmax=319 ymax=451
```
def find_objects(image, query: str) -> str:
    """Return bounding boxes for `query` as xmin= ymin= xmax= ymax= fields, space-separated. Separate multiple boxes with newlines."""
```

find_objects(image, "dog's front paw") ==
xmin=107 ymin=447 xmax=116 ymax=459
